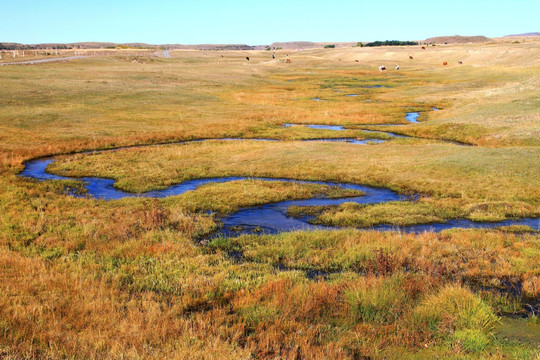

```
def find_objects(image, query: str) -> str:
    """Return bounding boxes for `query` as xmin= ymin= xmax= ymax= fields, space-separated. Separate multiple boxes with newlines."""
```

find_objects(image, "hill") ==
xmin=424 ymin=35 xmax=491 ymax=44
xmin=0 ymin=42 xmax=260 ymax=50
xmin=269 ymin=41 xmax=357 ymax=49
xmin=504 ymin=32 xmax=540 ymax=37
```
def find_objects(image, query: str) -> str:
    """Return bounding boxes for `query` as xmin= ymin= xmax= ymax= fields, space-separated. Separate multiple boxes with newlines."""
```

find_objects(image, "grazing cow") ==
xmin=421 ymin=46 xmax=426 ymax=50
xmin=272 ymin=54 xmax=275 ymax=59
xmin=379 ymin=65 xmax=386 ymax=71
xmin=458 ymin=60 xmax=463 ymax=65
xmin=395 ymin=64 xmax=400 ymax=70
xmin=409 ymin=56 xmax=413 ymax=59
xmin=246 ymin=57 xmax=250 ymax=61
xmin=443 ymin=61 xmax=448 ymax=66
xmin=285 ymin=59 xmax=291 ymax=63
xmin=355 ymin=60 xmax=359 ymax=62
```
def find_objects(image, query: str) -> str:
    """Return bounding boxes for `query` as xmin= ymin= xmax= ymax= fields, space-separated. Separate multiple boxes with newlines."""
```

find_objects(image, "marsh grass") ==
xmin=164 ymin=179 xmax=364 ymax=214
xmin=290 ymin=199 xmax=539 ymax=228
xmin=346 ymin=273 xmax=426 ymax=324
xmin=413 ymin=286 xmax=499 ymax=333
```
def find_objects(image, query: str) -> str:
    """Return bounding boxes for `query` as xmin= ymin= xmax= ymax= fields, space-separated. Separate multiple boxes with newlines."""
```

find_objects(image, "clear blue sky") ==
xmin=1 ymin=0 xmax=538 ymax=44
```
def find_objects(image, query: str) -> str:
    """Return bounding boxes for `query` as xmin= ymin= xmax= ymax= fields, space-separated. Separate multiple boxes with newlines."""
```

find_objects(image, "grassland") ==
xmin=1 ymin=40 xmax=539 ymax=358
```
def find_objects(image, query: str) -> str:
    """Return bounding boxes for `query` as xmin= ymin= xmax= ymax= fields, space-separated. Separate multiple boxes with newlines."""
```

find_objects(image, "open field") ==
xmin=1 ymin=40 xmax=539 ymax=358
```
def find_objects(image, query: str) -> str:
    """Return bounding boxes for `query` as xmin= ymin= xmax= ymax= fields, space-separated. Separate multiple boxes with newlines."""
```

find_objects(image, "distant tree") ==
xmin=357 ymin=42 xmax=364 ymax=47
xmin=324 ymin=44 xmax=335 ymax=48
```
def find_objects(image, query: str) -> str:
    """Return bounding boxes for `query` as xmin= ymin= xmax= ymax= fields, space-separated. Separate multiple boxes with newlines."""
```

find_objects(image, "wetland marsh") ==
xmin=1 ymin=40 xmax=539 ymax=359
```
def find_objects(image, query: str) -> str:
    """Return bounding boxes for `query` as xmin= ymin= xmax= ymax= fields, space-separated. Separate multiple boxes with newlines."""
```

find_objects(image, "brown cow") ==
xmin=421 ymin=46 xmax=426 ymax=50
xmin=355 ymin=60 xmax=359 ymax=62
xmin=285 ymin=59 xmax=291 ymax=63
xmin=443 ymin=61 xmax=448 ymax=66
xmin=409 ymin=56 xmax=413 ymax=59
xmin=458 ymin=60 xmax=463 ymax=65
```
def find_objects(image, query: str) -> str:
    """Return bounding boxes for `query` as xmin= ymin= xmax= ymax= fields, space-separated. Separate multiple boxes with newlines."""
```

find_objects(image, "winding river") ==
xmin=18 ymin=111 xmax=539 ymax=236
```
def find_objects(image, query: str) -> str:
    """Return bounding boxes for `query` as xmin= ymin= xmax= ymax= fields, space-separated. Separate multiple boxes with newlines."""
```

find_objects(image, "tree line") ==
xmin=358 ymin=40 xmax=419 ymax=47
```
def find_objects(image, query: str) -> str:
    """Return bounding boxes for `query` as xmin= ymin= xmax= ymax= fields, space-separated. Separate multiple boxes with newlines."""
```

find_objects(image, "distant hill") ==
xmin=424 ymin=35 xmax=491 ymax=44
xmin=269 ymin=41 xmax=316 ymax=49
xmin=163 ymin=44 xmax=257 ymax=50
xmin=0 ymin=41 xmax=363 ymax=51
xmin=504 ymin=32 xmax=540 ymax=37
xmin=0 ymin=42 xmax=118 ymax=50
xmin=269 ymin=41 xmax=356 ymax=49
xmin=0 ymin=42 xmax=260 ymax=50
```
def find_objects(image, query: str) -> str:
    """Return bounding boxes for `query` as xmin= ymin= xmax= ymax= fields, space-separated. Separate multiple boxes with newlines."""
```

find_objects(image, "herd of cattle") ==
xmin=242 ymin=48 xmax=464 ymax=70
xmin=379 ymin=58 xmax=462 ymax=71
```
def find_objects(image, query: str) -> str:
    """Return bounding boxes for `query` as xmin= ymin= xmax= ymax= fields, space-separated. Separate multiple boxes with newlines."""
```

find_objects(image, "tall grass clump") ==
xmin=413 ymin=285 xmax=499 ymax=337
xmin=346 ymin=273 xmax=424 ymax=324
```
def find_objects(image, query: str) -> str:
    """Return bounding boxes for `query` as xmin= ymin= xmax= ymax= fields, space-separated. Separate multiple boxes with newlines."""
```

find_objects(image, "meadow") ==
xmin=0 ymin=39 xmax=539 ymax=359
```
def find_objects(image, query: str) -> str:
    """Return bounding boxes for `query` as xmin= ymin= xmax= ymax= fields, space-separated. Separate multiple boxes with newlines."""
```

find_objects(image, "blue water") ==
xmin=284 ymin=124 xmax=345 ymax=131
xmin=303 ymin=138 xmax=385 ymax=145
xmin=283 ymin=124 xmax=408 ymax=139
xmin=359 ymin=129 xmax=408 ymax=138
xmin=282 ymin=123 xmax=407 ymax=141
xmin=405 ymin=112 xmax=420 ymax=123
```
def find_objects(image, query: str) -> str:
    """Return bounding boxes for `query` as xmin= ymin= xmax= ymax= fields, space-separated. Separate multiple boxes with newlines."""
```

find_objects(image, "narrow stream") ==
xmin=19 ymin=145 xmax=538 ymax=237
xmin=18 ymin=110 xmax=537 ymax=236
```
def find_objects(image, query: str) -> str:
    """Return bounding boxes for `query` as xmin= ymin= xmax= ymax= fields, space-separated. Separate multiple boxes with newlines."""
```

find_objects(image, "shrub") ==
xmin=324 ymin=44 xmax=335 ymax=49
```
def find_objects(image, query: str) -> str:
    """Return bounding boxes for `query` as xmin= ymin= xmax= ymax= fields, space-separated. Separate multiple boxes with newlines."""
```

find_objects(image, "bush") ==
xmin=324 ymin=44 xmax=335 ymax=49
